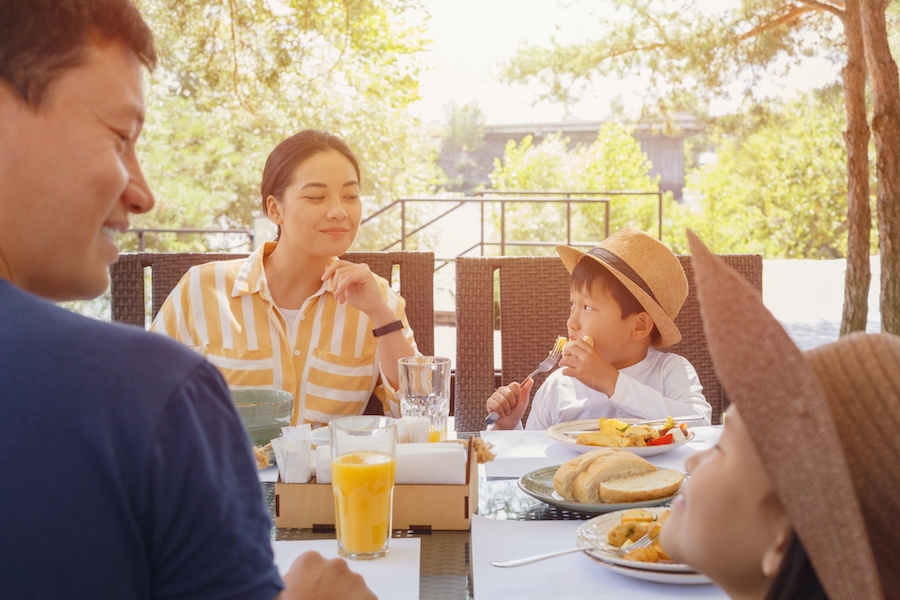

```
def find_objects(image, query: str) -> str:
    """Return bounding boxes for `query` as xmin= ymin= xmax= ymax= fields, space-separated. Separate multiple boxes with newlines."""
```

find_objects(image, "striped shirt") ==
xmin=149 ymin=242 xmax=419 ymax=425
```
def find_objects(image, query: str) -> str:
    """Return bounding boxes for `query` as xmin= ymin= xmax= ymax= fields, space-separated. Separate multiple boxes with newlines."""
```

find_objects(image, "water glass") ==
xmin=398 ymin=356 xmax=451 ymax=442
xmin=329 ymin=416 xmax=397 ymax=560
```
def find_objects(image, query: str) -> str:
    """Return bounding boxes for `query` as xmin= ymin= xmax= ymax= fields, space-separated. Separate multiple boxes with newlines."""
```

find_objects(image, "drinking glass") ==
xmin=398 ymin=356 xmax=451 ymax=442
xmin=329 ymin=416 xmax=397 ymax=559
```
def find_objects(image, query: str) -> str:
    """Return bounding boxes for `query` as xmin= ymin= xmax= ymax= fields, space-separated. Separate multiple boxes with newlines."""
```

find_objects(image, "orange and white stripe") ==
xmin=150 ymin=242 xmax=418 ymax=425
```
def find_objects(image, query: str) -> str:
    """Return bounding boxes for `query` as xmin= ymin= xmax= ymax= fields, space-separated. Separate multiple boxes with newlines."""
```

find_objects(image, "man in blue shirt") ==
xmin=0 ymin=1 xmax=374 ymax=598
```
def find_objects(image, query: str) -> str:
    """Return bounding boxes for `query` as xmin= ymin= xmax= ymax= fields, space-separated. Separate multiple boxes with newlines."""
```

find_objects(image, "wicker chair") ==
xmin=452 ymin=254 xmax=763 ymax=431
xmin=109 ymin=250 xmax=434 ymax=356
xmin=110 ymin=251 xmax=435 ymax=416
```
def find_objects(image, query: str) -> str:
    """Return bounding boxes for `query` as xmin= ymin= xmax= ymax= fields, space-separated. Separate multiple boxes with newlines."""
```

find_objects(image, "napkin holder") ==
xmin=274 ymin=436 xmax=479 ymax=531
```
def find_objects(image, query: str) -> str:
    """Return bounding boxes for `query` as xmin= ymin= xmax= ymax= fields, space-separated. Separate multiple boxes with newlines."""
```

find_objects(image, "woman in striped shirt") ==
xmin=151 ymin=130 xmax=419 ymax=426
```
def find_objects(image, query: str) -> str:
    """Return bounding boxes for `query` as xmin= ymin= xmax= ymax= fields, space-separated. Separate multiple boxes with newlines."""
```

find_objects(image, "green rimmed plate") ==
xmin=517 ymin=465 xmax=679 ymax=515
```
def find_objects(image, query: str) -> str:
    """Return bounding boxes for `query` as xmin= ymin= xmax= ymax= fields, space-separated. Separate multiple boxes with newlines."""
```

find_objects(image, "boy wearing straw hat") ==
xmin=487 ymin=227 xmax=711 ymax=430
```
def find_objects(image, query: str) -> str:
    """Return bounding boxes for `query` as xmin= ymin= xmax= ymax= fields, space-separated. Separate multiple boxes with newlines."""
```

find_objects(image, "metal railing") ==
xmin=125 ymin=228 xmax=254 ymax=251
xmin=360 ymin=190 xmax=662 ymax=266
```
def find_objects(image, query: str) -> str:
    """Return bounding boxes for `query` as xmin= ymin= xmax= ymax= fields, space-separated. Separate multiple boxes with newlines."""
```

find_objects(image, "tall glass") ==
xmin=398 ymin=356 xmax=451 ymax=442
xmin=329 ymin=416 xmax=397 ymax=560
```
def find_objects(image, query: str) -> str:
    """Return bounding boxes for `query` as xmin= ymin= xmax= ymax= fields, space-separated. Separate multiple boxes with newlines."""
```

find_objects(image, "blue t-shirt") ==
xmin=0 ymin=281 xmax=283 ymax=599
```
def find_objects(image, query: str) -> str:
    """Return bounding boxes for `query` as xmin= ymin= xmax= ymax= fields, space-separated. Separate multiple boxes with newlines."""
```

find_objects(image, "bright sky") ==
xmin=414 ymin=0 xmax=842 ymax=125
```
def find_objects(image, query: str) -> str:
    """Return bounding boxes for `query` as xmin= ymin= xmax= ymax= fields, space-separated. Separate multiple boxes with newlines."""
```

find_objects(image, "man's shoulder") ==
xmin=0 ymin=281 xmax=207 ymax=373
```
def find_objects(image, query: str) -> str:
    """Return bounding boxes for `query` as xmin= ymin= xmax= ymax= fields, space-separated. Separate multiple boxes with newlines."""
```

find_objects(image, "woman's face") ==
xmin=267 ymin=149 xmax=361 ymax=259
xmin=661 ymin=407 xmax=792 ymax=599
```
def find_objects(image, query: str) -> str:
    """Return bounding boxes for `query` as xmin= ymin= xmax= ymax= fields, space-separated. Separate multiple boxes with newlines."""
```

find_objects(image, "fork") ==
xmin=490 ymin=532 xmax=655 ymax=568
xmin=484 ymin=343 xmax=565 ymax=426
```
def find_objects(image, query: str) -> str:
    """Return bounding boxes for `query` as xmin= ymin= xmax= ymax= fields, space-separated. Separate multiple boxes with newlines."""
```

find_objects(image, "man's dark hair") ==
xmin=0 ymin=0 xmax=156 ymax=107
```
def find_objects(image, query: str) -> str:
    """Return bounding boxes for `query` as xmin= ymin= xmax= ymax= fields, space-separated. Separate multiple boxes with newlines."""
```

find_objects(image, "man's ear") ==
xmin=265 ymin=195 xmax=283 ymax=224
xmin=630 ymin=311 xmax=655 ymax=341
xmin=0 ymin=80 xmax=22 ymax=133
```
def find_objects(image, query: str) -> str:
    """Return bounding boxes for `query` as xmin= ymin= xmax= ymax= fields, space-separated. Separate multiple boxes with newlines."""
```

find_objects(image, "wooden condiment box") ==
xmin=274 ymin=437 xmax=478 ymax=531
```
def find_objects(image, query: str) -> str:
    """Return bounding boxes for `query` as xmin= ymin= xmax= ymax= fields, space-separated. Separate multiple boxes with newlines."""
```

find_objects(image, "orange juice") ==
xmin=428 ymin=426 xmax=444 ymax=442
xmin=332 ymin=451 xmax=396 ymax=556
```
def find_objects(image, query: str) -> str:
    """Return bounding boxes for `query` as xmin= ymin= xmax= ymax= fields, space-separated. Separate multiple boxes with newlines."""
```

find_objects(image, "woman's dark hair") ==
xmin=260 ymin=129 xmax=361 ymax=239
xmin=765 ymin=534 xmax=828 ymax=600
xmin=0 ymin=0 xmax=156 ymax=108
xmin=571 ymin=256 xmax=661 ymax=344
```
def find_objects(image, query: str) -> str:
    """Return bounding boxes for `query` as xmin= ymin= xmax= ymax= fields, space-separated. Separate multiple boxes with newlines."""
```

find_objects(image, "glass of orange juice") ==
xmin=398 ymin=356 xmax=451 ymax=442
xmin=329 ymin=416 xmax=397 ymax=559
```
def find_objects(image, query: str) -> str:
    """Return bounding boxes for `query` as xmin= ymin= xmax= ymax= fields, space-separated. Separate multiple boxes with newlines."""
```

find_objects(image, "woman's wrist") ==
xmin=367 ymin=306 xmax=397 ymax=329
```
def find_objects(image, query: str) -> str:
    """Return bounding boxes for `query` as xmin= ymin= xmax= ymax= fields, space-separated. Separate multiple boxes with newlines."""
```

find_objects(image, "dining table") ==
xmin=260 ymin=424 xmax=728 ymax=599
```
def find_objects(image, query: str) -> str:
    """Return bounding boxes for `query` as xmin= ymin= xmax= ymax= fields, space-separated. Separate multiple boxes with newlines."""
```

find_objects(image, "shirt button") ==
xmin=293 ymin=350 xmax=300 ymax=356
xmin=299 ymin=315 xmax=306 ymax=321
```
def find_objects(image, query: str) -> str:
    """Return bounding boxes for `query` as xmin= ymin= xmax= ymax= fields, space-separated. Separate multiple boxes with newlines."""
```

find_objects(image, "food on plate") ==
xmin=599 ymin=469 xmax=685 ymax=503
xmin=607 ymin=508 xmax=674 ymax=563
xmin=553 ymin=448 xmax=661 ymax=503
xmin=253 ymin=443 xmax=273 ymax=470
xmin=576 ymin=416 xmax=691 ymax=448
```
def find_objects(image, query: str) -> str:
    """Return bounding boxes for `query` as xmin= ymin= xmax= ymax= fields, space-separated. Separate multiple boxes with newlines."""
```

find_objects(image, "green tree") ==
xmin=487 ymin=123 xmax=666 ymax=254
xmin=129 ymin=0 xmax=438 ymax=252
xmin=500 ymin=0 xmax=900 ymax=336
xmin=670 ymin=89 xmax=859 ymax=259
xmin=437 ymin=101 xmax=490 ymax=193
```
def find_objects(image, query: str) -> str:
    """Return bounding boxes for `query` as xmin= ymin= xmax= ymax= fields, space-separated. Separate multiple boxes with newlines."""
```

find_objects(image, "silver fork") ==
xmin=490 ymin=532 xmax=655 ymax=568
xmin=484 ymin=344 xmax=565 ymax=426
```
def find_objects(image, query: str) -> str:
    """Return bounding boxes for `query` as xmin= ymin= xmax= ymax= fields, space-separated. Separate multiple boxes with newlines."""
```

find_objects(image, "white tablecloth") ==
xmin=473 ymin=426 xmax=727 ymax=599
xmin=472 ymin=516 xmax=727 ymax=599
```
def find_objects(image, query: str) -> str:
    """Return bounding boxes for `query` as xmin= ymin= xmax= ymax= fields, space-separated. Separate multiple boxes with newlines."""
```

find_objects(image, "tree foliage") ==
xmin=501 ymin=0 xmax=900 ymax=336
xmin=437 ymin=101 xmax=491 ymax=193
xmin=486 ymin=123 xmax=667 ymax=254
xmin=669 ymin=88 xmax=864 ymax=258
xmin=129 ymin=0 xmax=438 ymax=252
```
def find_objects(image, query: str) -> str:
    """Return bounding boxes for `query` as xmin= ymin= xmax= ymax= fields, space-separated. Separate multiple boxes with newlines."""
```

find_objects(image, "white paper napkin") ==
xmin=316 ymin=443 xmax=466 ymax=484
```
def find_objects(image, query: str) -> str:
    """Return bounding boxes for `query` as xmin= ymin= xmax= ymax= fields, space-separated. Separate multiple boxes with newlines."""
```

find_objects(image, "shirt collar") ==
xmin=231 ymin=242 xmax=337 ymax=302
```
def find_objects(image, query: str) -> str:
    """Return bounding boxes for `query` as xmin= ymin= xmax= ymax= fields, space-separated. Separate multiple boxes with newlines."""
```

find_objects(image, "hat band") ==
xmin=587 ymin=247 xmax=659 ymax=305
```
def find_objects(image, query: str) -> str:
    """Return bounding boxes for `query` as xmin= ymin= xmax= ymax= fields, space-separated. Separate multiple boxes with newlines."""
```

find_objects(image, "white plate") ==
xmin=576 ymin=508 xmax=694 ymax=573
xmin=589 ymin=561 xmax=713 ymax=585
xmin=518 ymin=466 xmax=679 ymax=515
xmin=546 ymin=419 xmax=696 ymax=457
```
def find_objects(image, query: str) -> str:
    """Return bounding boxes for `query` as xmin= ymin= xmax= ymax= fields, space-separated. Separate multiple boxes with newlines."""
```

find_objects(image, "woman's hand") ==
xmin=558 ymin=339 xmax=618 ymax=396
xmin=321 ymin=260 xmax=390 ymax=320
xmin=486 ymin=379 xmax=534 ymax=430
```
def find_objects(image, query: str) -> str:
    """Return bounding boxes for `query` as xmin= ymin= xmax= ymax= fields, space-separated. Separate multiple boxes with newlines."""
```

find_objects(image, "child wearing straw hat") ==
xmin=660 ymin=230 xmax=896 ymax=600
xmin=486 ymin=227 xmax=712 ymax=430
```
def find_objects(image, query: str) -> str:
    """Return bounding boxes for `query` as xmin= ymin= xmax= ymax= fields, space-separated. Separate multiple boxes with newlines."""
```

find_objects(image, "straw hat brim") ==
xmin=556 ymin=245 xmax=681 ymax=348
xmin=686 ymin=229 xmax=882 ymax=600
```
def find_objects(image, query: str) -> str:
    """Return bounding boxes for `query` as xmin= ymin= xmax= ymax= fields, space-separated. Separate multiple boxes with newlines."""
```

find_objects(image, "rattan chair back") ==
xmin=453 ymin=253 xmax=763 ymax=431
xmin=109 ymin=250 xmax=435 ymax=356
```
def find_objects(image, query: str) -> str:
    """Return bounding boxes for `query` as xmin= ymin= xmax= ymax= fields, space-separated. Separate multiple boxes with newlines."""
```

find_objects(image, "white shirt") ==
xmin=524 ymin=347 xmax=710 ymax=430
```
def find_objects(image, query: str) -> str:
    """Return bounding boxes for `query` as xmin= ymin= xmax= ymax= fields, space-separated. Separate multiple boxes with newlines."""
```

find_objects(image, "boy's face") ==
xmin=567 ymin=280 xmax=650 ymax=369
xmin=0 ymin=39 xmax=154 ymax=300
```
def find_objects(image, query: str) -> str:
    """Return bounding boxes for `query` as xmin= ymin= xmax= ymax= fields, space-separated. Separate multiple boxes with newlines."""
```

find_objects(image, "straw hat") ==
xmin=687 ymin=229 xmax=892 ymax=600
xmin=556 ymin=227 xmax=688 ymax=348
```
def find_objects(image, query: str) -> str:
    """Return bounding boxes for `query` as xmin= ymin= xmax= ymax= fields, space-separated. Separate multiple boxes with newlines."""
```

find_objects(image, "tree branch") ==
xmin=738 ymin=5 xmax=819 ymax=41
xmin=797 ymin=0 xmax=846 ymax=19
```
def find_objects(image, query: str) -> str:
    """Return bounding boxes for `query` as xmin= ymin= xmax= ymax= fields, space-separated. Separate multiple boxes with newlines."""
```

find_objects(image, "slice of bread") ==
xmin=552 ymin=448 xmax=618 ymax=501
xmin=571 ymin=451 xmax=656 ymax=503
xmin=599 ymin=469 xmax=685 ymax=503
